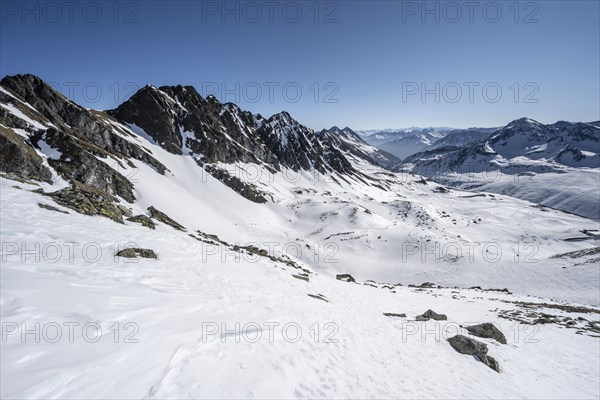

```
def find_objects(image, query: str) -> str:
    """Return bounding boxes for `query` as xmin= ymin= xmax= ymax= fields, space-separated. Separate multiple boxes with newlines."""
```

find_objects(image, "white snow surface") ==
xmin=1 ymin=116 xmax=599 ymax=399
xmin=2 ymin=182 xmax=599 ymax=399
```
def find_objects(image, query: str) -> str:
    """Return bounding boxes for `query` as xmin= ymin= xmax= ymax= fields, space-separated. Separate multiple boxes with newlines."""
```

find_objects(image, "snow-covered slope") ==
xmin=1 ymin=75 xmax=599 ymax=399
xmin=428 ymin=127 xmax=498 ymax=151
xmin=2 ymin=182 xmax=600 ymax=399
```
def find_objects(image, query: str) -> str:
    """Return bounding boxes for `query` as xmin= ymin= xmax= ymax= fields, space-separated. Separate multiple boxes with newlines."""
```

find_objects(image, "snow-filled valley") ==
xmin=2 ymin=179 xmax=600 ymax=399
xmin=1 ymin=74 xmax=599 ymax=399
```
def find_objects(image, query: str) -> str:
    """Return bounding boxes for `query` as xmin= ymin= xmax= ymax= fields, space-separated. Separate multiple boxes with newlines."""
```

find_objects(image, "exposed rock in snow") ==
xmin=147 ymin=206 xmax=186 ymax=231
xmin=464 ymin=323 xmax=508 ymax=344
xmin=336 ymin=273 xmax=356 ymax=283
xmin=415 ymin=309 xmax=448 ymax=321
xmin=115 ymin=247 xmax=158 ymax=259
xmin=127 ymin=214 xmax=156 ymax=230
xmin=447 ymin=335 xmax=500 ymax=372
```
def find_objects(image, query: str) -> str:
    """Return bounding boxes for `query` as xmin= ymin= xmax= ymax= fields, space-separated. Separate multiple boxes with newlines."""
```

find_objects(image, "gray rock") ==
xmin=116 ymin=248 xmax=157 ymax=259
xmin=127 ymin=214 xmax=156 ymax=230
xmin=42 ymin=183 xmax=127 ymax=223
xmin=38 ymin=203 xmax=68 ymax=214
xmin=448 ymin=334 xmax=488 ymax=356
xmin=292 ymin=274 xmax=309 ymax=282
xmin=415 ymin=309 xmax=447 ymax=321
xmin=204 ymin=164 xmax=268 ymax=203
xmin=147 ymin=206 xmax=186 ymax=231
xmin=486 ymin=355 xmax=500 ymax=372
xmin=447 ymin=335 xmax=500 ymax=372
xmin=465 ymin=323 xmax=507 ymax=344
xmin=336 ymin=274 xmax=356 ymax=283
xmin=383 ymin=313 xmax=406 ymax=318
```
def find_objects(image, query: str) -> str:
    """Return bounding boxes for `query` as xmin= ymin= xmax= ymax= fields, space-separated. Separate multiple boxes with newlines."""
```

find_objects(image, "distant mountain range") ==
xmin=357 ymin=128 xmax=453 ymax=160
xmin=1 ymin=74 xmax=598 ymax=223
xmin=395 ymin=118 xmax=600 ymax=219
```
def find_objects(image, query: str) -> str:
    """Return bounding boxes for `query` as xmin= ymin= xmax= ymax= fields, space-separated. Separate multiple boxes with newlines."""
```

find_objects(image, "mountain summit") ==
xmin=109 ymin=82 xmax=395 ymax=173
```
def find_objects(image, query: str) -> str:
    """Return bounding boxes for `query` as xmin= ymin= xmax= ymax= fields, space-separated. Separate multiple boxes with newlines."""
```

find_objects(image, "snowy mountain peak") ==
xmin=268 ymin=110 xmax=300 ymax=127
xmin=502 ymin=117 xmax=545 ymax=132
xmin=398 ymin=117 xmax=600 ymax=219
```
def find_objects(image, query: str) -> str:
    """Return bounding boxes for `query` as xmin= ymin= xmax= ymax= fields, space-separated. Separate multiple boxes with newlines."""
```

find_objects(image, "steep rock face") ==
xmin=256 ymin=111 xmax=331 ymax=172
xmin=1 ymin=75 xmax=164 ymax=168
xmin=0 ymin=74 xmax=167 ymax=201
xmin=39 ymin=129 xmax=136 ymax=202
xmin=320 ymin=126 xmax=400 ymax=168
xmin=110 ymin=85 xmax=188 ymax=155
xmin=111 ymin=85 xmax=274 ymax=164
xmin=110 ymin=85 xmax=358 ymax=174
xmin=0 ymin=126 xmax=52 ymax=183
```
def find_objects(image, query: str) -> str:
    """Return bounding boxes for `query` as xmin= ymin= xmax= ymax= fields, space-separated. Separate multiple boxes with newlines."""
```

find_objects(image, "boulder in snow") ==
xmin=415 ymin=309 xmax=447 ymax=321
xmin=336 ymin=274 xmax=356 ymax=283
xmin=465 ymin=323 xmax=507 ymax=344
xmin=116 ymin=248 xmax=157 ymax=259
xmin=447 ymin=334 xmax=500 ymax=372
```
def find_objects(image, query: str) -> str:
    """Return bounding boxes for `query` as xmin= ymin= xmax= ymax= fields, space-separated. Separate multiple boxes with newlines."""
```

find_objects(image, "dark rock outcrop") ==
xmin=39 ymin=183 xmax=129 ymax=223
xmin=110 ymin=84 xmax=362 ymax=175
xmin=127 ymin=214 xmax=156 ymax=230
xmin=408 ymin=282 xmax=442 ymax=289
xmin=336 ymin=274 xmax=356 ymax=283
xmin=0 ymin=74 xmax=167 ymax=198
xmin=0 ymin=126 xmax=52 ymax=183
xmin=147 ymin=206 xmax=186 ymax=231
xmin=204 ymin=164 xmax=268 ymax=203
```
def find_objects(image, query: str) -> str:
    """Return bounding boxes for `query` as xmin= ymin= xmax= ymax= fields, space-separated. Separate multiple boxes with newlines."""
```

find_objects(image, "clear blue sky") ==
xmin=1 ymin=0 xmax=598 ymax=130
